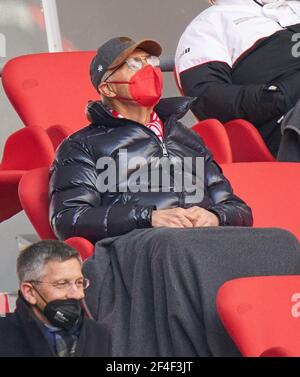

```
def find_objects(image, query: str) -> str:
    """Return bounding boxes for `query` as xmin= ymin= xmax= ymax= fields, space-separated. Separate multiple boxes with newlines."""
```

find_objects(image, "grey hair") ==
xmin=17 ymin=240 xmax=82 ymax=283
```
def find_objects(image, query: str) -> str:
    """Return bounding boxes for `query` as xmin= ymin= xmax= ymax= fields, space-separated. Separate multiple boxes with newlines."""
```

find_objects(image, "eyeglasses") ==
xmin=103 ymin=55 xmax=160 ymax=82
xmin=29 ymin=278 xmax=90 ymax=290
xmin=125 ymin=55 xmax=160 ymax=72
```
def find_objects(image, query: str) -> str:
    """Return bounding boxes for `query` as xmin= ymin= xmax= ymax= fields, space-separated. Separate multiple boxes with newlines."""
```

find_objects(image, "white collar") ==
xmin=212 ymin=0 xmax=300 ymax=28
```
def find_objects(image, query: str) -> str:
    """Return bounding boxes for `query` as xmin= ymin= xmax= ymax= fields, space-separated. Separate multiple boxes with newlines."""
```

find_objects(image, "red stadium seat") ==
xmin=3 ymin=54 xmax=273 ymax=162
xmin=0 ymin=127 xmax=54 ymax=222
xmin=216 ymin=276 xmax=300 ymax=357
xmin=1 ymin=52 xmax=98 ymax=222
xmin=2 ymin=51 xmax=99 ymax=145
xmin=65 ymin=237 xmax=94 ymax=261
xmin=221 ymin=162 xmax=300 ymax=241
xmin=174 ymin=68 xmax=275 ymax=162
xmin=18 ymin=167 xmax=94 ymax=260
xmin=224 ymin=119 xmax=275 ymax=162
xmin=46 ymin=124 xmax=73 ymax=151
xmin=192 ymin=120 xmax=232 ymax=164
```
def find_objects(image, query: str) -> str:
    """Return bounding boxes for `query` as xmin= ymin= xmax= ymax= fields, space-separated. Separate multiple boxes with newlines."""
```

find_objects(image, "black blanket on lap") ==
xmin=82 ymin=227 xmax=300 ymax=357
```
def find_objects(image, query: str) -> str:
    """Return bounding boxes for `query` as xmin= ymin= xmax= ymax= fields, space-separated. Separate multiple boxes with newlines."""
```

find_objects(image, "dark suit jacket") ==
xmin=0 ymin=295 xmax=111 ymax=357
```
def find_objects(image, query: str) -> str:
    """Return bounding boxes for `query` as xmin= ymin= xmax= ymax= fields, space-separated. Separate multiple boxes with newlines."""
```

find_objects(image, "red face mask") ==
xmin=103 ymin=65 xmax=163 ymax=108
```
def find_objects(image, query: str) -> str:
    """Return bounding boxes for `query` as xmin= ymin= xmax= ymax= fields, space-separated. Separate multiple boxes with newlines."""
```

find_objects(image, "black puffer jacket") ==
xmin=49 ymin=97 xmax=253 ymax=244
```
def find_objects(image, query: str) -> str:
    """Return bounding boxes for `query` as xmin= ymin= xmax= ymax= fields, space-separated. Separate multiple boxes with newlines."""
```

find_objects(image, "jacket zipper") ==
xmin=103 ymin=105 xmax=171 ymax=158
xmin=161 ymin=141 xmax=169 ymax=157
xmin=138 ymin=125 xmax=169 ymax=158
xmin=150 ymin=117 xmax=173 ymax=158
xmin=125 ymin=121 xmax=170 ymax=158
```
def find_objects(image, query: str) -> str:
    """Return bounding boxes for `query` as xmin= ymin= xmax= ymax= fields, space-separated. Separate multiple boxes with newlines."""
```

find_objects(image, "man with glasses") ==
xmin=46 ymin=35 xmax=300 ymax=357
xmin=49 ymin=36 xmax=252 ymax=245
xmin=0 ymin=240 xmax=110 ymax=357
xmin=48 ymin=36 xmax=256 ymax=357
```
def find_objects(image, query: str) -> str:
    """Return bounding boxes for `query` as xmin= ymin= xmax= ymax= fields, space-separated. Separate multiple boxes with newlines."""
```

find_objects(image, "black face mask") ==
xmin=43 ymin=299 xmax=83 ymax=331
xmin=31 ymin=285 xmax=83 ymax=331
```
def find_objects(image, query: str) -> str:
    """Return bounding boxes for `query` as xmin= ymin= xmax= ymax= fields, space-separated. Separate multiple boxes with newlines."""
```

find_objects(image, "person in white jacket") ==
xmin=175 ymin=0 xmax=300 ymax=156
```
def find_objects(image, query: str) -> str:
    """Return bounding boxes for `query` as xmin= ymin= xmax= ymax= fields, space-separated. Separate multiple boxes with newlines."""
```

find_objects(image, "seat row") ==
xmin=0 ymin=52 xmax=299 ymax=359
xmin=0 ymin=52 xmax=280 ymax=223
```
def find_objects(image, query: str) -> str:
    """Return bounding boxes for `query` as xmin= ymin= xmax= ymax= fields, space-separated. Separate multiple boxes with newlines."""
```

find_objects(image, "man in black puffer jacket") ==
xmin=49 ymin=36 xmax=253 ymax=245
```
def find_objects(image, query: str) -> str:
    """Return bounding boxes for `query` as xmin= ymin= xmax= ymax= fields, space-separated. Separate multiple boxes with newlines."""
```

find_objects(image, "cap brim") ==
xmin=108 ymin=39 xmax=162 ymax=70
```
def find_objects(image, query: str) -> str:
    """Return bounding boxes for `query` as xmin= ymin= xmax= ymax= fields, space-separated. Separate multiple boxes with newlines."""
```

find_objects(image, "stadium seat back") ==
xmin=0 ymin=127 xmax=54 ymax=222
xmin=18 ymin=167 xmax=56 ymax=240
xmin=192 ymin=120 xmax=232 ymax=164
xmin=2 ymin=52 xmax=98 ymax=133
xmin=224 ymin=120 xmax=275 ymax=162
xmin=18 ymin=167 xmax=94 ymax=260
xmin=217 ymin=276 xmax=300 ymax=357
xmin=173 ymin=67 xmax=274 ymax=162
xmin=1 ymin=127 xmax=54 ymax=170
xmin=221 ymin=162 xmax=300 ymax=241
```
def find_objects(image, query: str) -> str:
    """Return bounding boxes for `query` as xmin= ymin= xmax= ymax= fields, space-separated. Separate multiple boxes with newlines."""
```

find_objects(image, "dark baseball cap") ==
xmin=90 ymin=36 xmax=162 ymax=90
